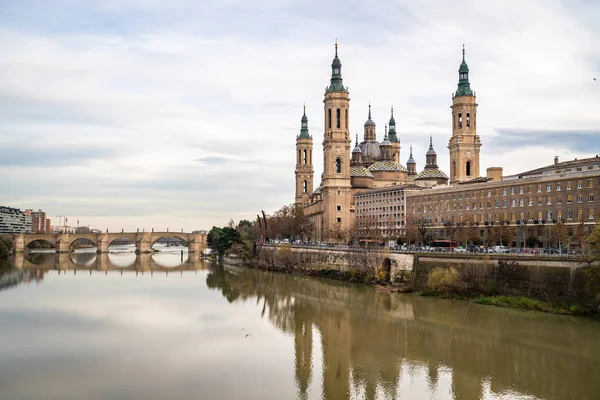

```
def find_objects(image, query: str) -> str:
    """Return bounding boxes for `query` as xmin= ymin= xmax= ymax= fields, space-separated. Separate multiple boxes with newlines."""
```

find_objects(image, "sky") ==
xmin=0 ymin=0 xmax=599 ymax=232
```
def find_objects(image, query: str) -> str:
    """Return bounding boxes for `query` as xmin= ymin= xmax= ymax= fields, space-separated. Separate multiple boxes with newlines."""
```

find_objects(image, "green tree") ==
xmin=0 ymin=237 xmax=13 ymax=260
xmin=207 ymin=226 xmax=241 ymax=257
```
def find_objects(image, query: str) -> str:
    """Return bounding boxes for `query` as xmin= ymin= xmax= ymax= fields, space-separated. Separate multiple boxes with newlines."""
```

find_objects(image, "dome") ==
xmin=368 ymin=160 xmax=407 ymax=172
xmin=426 ymin=147 xmax=437 ymax=156
xmin=364 ymin=118 xmax=375 ymax=127
xmin=352 ymin=145 xmax=362 ymax=154
xmin=415 ymin=168 xmax=449 ymax=180
xmin=351 ymin=166 xmax=374 ymax=177
xmin=381 ymin=138 xmax=391 ymax=147
xmin=359 ymin=140 xmax=380 ymax=159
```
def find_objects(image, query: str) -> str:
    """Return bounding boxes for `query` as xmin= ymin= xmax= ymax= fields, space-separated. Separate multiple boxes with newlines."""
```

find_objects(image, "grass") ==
xmin=472 ymin=295 xmax=590 ymax=315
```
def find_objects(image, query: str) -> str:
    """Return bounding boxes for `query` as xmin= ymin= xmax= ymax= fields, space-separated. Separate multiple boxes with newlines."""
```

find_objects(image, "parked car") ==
xmin=492 ymin=246 xmax=509 ymax=254
xmin=453 ymin=246 xmax=467 ymax=253
xmin=467 ymin=245 xmax=483 ymax=253
xmin=522 ymin=248 xmax=540 ymax=255
xmin=542 ymin=248 xmax=558 ymax=255
xmin=558 ymin=248 xmax=574 ymax=255
xmin=508 ymin=248 xmax=522 ymax=254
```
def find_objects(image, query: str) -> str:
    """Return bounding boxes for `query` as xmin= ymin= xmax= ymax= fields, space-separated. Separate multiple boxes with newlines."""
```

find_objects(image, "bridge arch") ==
xmin=107 ymin=236 xmax=137 ymax=248
xmin=25 ymin=239 xmax=56 ymax=251
xmin=69 ymin=236 xmax=97 ymax=251
xmin=150 ymin=234 xmax=189 ymax=247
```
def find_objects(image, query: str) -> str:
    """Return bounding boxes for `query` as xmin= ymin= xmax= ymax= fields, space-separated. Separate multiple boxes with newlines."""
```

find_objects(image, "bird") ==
xmin=594 ymin=78 xmax=597 ymax=81
xmin=245 ymin=334 xmax=251 ymax=338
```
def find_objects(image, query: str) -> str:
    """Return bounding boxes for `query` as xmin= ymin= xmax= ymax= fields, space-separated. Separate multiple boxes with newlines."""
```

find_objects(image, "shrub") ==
xmin=427 ymin=267 xmax=464 ymax=295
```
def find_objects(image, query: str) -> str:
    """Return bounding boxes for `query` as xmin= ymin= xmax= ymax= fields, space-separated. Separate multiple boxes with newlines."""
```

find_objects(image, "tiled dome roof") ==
xmin=368 ymin=160 xmax=407 ymax=172
xmin=351 ymin=166 xmax=374 ymax=178
xmin=415 ymin=168 xmax=449 ymax=180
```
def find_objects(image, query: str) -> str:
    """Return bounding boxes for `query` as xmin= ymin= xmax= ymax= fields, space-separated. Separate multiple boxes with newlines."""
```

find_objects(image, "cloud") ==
xmin=0 ymin=0 xmax=599 ymax=231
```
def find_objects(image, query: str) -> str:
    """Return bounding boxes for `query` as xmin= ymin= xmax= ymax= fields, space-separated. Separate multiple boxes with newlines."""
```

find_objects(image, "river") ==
xmin=0 ymin=251 xmax=599 ymax=400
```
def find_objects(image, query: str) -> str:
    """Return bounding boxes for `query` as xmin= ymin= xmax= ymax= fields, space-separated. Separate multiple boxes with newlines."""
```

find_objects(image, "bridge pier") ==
xmin=56 ymin=234 xmax=71 ymax=253
xmin=135 ymin=232 xmax=153 ymax=254
xmin=96 ymin=233 xmax=109 ymax=253
xmin=12 ymin=235 xmax=25 ymax=253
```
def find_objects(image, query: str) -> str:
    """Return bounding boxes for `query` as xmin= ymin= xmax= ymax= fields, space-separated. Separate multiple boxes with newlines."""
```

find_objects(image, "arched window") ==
xmin=458 ymin=113 xmax=462 ymax=129
xmin=303 ymin=149 xmax=307 ymax=164
xmin=466 ymin=113 xmax=470 ymax=129
xmin=466 ymin=161 xmax=471 ymax=176
xmin=345 ymin=109 xmax=348 ymax=129
xmin=298 ymin=149 xmax=301 ymax=165
xmin=453 ymin=161 xmax=456 ymax=177
xmin=336 ymin=109 xmax=341 ymax=129
xmin=303 ymin=180 xmax=307 ymax=193
xmin=328 ymin=109 xmax=332 ymax=129
xmin=453 ymin=114 xmax=456 ymax=129
xmin=335 ymin=158 xmax=341 ymax=174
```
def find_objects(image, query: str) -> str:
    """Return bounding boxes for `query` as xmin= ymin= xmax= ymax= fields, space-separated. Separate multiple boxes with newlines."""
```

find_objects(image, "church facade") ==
xmin=295 ymin=43 xmax=477 ymax=240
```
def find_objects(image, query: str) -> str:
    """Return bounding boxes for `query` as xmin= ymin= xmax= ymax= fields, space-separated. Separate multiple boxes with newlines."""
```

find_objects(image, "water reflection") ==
xmin=206 ymin=265 xmax=600 ymax=400
xmin=0 ymin=261 xmax=598 ymax=400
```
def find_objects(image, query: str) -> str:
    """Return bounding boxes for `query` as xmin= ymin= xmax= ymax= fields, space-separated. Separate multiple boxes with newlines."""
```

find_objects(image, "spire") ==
xmin=455 ymin=44 xmax=473 ymax=96
xmin=298 ymin=104 xmax=310 ymax=139
xmin=327 ymin=40 xmax=345 ymax=92
xmin=364 ymin=103 xmax=375 ymax=127
xmin=388 ymin=105 xmax=398 ymax=142
xmin=407 ymin=145 xmax=416 ymax=164
xmin=352 ymin=133 xmax=362 ymax=154
xmin=355 ymin=133 xmax=359 ymax=147
xmin=426 ymin=135 xmax=436 ymax=155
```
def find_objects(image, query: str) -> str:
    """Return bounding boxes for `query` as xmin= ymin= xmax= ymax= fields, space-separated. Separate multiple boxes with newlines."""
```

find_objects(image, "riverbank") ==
xmin=229 ymin=245 xmax=600 ymax=317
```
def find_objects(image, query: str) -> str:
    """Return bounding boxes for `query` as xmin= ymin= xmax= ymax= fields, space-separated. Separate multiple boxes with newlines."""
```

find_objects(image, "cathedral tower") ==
xmin=448 ymin=46 xmax=481 ymax=185
xmin=388 ymin=106 xmax=401 ymax=164
xmin=322 ymin=41 xmax=352 ymax=236
xmin=407 ymin=146 xmax=417 ymax=177
xmin=295 ymin=105 xmax=314 ymax=205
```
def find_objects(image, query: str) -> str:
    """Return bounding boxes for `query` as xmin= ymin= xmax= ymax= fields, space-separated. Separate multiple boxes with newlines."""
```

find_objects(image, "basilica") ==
xmin=295 ymin=42 xmax=482 ymax=238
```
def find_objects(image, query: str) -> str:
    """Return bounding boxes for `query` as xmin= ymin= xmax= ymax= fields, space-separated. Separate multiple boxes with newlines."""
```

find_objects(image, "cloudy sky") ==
xmin=0 ymin=0 xmax=599 ymax=232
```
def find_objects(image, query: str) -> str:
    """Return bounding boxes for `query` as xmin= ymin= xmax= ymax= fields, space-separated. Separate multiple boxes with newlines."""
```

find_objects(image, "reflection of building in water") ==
xmin=0 ymin=268 xmax=45 ymax=292
xmin=209 ymin=266 xmax=600 ymax=400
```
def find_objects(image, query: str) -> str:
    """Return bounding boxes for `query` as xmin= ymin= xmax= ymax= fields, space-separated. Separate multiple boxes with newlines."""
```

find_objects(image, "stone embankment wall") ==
xmin=254 ymin=245 xmax=598 ymax=306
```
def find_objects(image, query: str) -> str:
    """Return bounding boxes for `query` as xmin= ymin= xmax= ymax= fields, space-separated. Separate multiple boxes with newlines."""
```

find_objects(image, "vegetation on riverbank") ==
xmin=472 ymin=295 xmax=589 ymax=315
xmin=0 ymin=237 xmax=13 ymax=260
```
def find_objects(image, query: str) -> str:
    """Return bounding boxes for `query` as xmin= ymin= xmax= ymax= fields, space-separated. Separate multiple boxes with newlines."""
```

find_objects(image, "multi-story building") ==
xmin=406 ymin=156 xmax=600 ymax=247
xmin=354 ymin=184 xmax=423 ymax=239
xmin=0 ymin=206 xmax=32 ymax=235
xmin=24 ymin=209 xmax=50 ymax=233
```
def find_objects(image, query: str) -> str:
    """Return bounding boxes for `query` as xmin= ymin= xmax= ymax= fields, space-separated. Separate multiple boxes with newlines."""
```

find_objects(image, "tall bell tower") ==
xmin=448 ymin=46 xmax=481 ymax=185
xmin=322 ymin=41 xmax=352 ymax=238
xmin=295 ymin=104 xmax=314 ymax=205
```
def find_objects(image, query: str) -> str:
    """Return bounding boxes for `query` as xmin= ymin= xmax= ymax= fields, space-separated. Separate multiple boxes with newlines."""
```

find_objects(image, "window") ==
xmin=511 ymin=187 xmax=515 ymax=195
xmin=537 ymin=184 xmax=542 ymax=193
xmin=538 ymin=197 xmax=542 ymax=206
xmin=577 ymin=180 xmax=582 ymax=189
xmin=458 ymin=113 xmax=462 ymax=129
xmin=588 ymin=179 xmax=594 ymax=188
xmin=557 ymin=210 xmax=562 ymax=221
xmin=345 ymin=109 xmax=348 ymax=130
xmin=503 ymin=200 xmax=507 ymax=207
xmin=511 ymin=199 xmax=516 ymax=207
xmin=336 ymin=217 xmax=342 ymax=223
xmin=546 ymin=184 xmax=551 ymax=192
xmin=567 ymin=210 xmax=573 ymax=220
xmin=519 ymin=199 xmax=524 ymax=207
xmin=577 ymin=194 xmax=583 ymax=203
xmin=487 ymin=191 xmax=491 ymax=198
xmin=590 ymin=209 xmax=595 ymax=220
xmin=567 ymin=182 xmax=572 ymax=190
xmin=519 ymin=187 xmax=524 ymax=194
xmin=466 ymin=113 xmax=470 ymax=128
xmin=466 ymin=161 xmax=471 ymax=176
xmin=556 ymin=183 xmax=561 ymax=191
xmin=335 ymin=158 xmax=341 ymax=174
xmin=547 ymin=196 xmax=552 ymax=205
xmin=328 ymin=109 xmax=332 ymax=129
xmin=556 ymin=197 xmax=562 ymax=205
xmin=303 ymin=149 xmax=307 ymax=164
xmin=590 ymin=194 xmax=595 ymax=202
xmin=567 ymin=194 xmax=573 ymax=204
xmin=528 ymin=198 xmax=533 ymax=206
xmin=336 ymin=108 xmax=341 ymax=129
xmin=502 ymin=188 xmax=507 ymax=196
xmin=303 ymin=180 xmax=307 ymax=193
xmin=336 ymin=205 xmax=341 ymax=211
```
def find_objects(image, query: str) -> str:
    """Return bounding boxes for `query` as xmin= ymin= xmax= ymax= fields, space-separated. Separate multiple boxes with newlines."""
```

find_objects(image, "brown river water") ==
xmin=0 ymin=250 xmax=599 ymax=400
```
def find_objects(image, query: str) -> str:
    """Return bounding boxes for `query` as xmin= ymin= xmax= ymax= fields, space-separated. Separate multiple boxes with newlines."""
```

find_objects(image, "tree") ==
xmin=550 ymin=221 xmax=569 ymax=249
xmin=575 ymin=217 xmax=589 ymax=251
xmin=416 ymin=218 xmax=430 ymax=245
xmin=0 ymin=237 xmax=13 ymax=260
xmin=404 ymin=216 xmax=419 ymax=246
xmin=525 ymin=235 xmax=539 ymax=248
xmin=207 ymin=226 xmax=241 ymax=257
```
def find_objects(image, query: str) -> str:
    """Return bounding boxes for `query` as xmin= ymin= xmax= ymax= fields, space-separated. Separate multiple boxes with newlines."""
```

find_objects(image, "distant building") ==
xmin=0 ymin=206 xmax=32 ymax=234
xmin=24 ymin=209 xmax=50 ymax=233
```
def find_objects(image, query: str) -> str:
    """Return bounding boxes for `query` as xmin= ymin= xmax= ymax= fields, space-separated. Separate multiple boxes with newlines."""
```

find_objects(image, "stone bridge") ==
xmin=8 ymin=231 xmax=207 ymax=254
xmin=11 ymin=252 xmax=210 ymax=272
